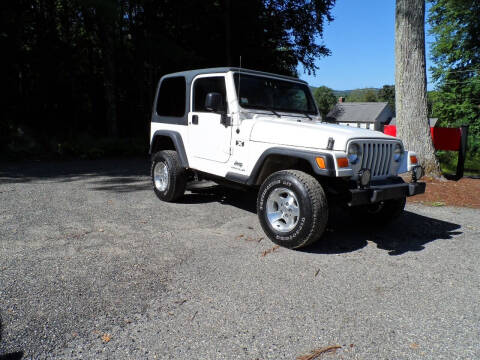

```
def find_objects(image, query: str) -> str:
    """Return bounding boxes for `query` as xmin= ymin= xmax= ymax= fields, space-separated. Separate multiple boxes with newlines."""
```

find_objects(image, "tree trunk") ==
xmin=395 ymin=0 xmax=441 ymax=177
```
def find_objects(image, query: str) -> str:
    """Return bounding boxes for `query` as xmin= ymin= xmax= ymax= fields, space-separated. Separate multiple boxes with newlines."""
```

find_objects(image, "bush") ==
xmin=1 ymin=131 xmax=148 ymax=161
xmin=54 ymin=137 xmax=148 ymax=159
xmin=437 ymin=149 xmax=480 ymax=176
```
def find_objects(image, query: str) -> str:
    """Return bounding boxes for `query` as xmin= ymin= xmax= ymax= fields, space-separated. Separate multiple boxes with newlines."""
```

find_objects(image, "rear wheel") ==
xmin=151 ymin=150 xmax=186 ymax=202
xmin=257 ymin=170 xmax=328 ymax=249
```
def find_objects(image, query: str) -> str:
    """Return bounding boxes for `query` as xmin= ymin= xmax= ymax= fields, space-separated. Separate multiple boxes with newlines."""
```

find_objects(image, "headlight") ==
xmin=393 ymin=143 xmax=403 ymax=162
xmin=348 ymin=143 xmax=361 ymax=164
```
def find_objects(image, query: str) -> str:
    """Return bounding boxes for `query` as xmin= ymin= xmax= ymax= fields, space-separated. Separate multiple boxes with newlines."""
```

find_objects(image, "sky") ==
xmin=298 ymin=0 xmax=435 ymax=91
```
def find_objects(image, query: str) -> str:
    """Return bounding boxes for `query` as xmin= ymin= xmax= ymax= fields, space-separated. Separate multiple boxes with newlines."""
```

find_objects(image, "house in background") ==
xmin=326 ymin=98 xmax=394 ymax=131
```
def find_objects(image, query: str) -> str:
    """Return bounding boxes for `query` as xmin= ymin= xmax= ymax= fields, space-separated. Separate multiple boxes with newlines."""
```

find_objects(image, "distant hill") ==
xmin=310 ymin=87 xmax=380 ymax=98
xmin=333 ymin=89 xmax=354 ymax=97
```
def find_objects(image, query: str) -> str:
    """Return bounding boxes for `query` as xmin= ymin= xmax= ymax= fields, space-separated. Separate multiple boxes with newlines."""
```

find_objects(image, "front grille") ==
xmin=352 ymin=140 xmax=396 ymax=178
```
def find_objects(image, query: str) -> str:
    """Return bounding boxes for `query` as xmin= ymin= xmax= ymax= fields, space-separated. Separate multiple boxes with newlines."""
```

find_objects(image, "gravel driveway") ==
xmin=1 ymin=158 xmax=479 ymax=359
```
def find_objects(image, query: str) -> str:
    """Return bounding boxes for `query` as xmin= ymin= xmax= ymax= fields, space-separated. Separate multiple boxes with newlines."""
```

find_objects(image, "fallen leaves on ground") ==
xmin=245 ymin=236 xmax=263 ymax=242
xmin=297 ymin=345 xmax=342 ymax=360
xmin=410 ymin=343 xmax=419 ymax=349
xmin=101 ymin=333 xmax=111 ymax=343
xmin=407 ymin=177 xmax=480 ymax=208
xmin=261 ymin=245 xmax=280 ymax=257
xmin=236 ymin=234 xmax=263 ymax=243
xmin=314 ymin=269 xmax=320 ymax=277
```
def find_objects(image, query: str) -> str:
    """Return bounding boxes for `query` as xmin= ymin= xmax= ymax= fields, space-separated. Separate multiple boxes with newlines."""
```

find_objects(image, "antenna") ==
xmin=238 ymin=55 xmax=242 ymax=105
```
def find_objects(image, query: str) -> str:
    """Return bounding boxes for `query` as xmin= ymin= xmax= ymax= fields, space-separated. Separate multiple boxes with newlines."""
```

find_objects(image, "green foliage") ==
xmin=329 ymin=85 xmax=395 ymax=114
xmin=346 ymin=88 xmax=379 ymax=102
xmin=428 ymin=0 xmax=480 ymax=155
xmin=1 ymin=130 xmax=147 ymax=161
xmin=378 ymin=85 xmax=396 ymax=113
xmin=332 ymin=89 xmax=353 ymax=98
xmin=436 ymin=150 xmax=480 ymax=176
xmin=312 ymin=85 xmax=396 ymax=115
xmin=0 ymin=0 xmax=336 ymax=158
xmin=313 ymin=86 xmax=337 ymax=120
xmin=428 ymin=0 xmax=480 ymax=77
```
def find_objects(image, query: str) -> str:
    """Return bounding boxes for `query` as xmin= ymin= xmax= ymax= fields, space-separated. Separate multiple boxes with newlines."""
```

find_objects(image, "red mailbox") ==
xmin=383 ymin=124 xmax=469 ymax=179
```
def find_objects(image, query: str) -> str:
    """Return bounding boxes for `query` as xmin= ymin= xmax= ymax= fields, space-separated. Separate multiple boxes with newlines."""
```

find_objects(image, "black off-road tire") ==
xmin=151 ymin=150 xmax=186 ymax=202
xmin=257 ymin=170 xmax=328 ymax=249
xmin=349 ymin=197 xmax=406 ymax=225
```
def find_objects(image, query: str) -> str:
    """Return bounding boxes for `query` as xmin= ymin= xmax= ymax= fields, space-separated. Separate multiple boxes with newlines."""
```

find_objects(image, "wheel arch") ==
xmin=150 ymin=130 xmax=189 ymax=168
xmin=246 ymin=148 xmax=335 ymax=186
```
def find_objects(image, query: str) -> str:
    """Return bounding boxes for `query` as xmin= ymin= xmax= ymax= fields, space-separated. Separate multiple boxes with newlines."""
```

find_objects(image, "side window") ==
xmin=193 ymin=77 xmax=227 ymax=112
xmin=156 ymin=77 xmax=186 ymax=117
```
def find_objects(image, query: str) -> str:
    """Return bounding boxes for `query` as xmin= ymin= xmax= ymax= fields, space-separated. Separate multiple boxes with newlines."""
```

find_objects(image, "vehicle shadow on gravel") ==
xmin=180 ymin=186 xmax=462 ymax=256
xmin=306 ymin=210 xmax=462 ymax=256
xmin=179 ymin=186 xmax=257 ymax=213
xmin=0 ymin=316 xmax=24 ymax=360
xmin=89 ymin=176 xmax=151 ymax=192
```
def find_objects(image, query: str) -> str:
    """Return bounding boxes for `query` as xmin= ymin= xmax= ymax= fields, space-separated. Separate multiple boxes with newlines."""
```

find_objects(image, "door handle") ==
xmin=192 ymin=115 xmax=198 ymax=125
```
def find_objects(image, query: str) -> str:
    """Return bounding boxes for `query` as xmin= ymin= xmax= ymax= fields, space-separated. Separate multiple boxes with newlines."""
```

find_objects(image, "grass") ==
xmin=437 ymin=150 xmax=480 ymax=177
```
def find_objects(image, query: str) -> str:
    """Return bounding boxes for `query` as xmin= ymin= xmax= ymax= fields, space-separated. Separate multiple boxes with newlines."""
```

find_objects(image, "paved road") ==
xmin=0 ymin=158 xmax=479 ymax=359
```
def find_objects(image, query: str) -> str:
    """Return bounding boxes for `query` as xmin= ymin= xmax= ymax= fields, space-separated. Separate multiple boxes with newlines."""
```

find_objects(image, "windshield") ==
xmin=234 ymin=73 xmax=318 ymax=115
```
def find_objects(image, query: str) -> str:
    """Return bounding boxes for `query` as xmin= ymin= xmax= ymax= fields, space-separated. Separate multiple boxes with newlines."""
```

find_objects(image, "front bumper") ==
xmin=349 ymin=182 xmax=426 ymax=206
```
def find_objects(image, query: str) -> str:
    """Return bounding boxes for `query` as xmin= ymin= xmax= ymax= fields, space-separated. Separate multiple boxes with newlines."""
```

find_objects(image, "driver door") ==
xmin=188 ymin=75 xmax=232 ymax=163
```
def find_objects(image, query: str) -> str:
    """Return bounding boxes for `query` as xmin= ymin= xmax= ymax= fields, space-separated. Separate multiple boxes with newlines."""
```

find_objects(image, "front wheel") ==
xmin=257 ymin=170 xmax=328 ymax=249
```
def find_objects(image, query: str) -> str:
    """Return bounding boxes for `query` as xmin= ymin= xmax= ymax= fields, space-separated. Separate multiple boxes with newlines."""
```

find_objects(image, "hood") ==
xmin=249 ymin=117 xmax=396 ymax=151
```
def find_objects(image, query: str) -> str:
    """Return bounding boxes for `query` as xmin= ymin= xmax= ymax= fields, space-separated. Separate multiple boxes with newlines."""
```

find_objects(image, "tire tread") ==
xmin=151 ymin=150 xmax=186 ymax=202
xmin=283 ymin=170 xmax=328 ymax=248
xmin=258 ymin=169 xmax=328 ymax=249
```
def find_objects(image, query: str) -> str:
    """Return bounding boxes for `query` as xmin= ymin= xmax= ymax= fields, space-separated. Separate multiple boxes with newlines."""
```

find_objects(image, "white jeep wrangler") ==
xmin=150 ymin=67 xmax=425 ymax=249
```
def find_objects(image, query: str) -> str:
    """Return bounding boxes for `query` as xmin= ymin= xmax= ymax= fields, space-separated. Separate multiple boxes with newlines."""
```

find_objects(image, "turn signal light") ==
xmin=315 ymin=157 xmax=326 ymax=169
xmin=410 ymin=155 xmax=418 ymax=164
xmin=337 ymin=157 xmax=349 ymax=168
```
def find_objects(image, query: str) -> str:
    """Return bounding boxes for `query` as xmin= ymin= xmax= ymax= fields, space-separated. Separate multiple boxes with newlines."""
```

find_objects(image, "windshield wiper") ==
xmin=302 ymin=111 xmax=312 ymax=120
xmin=252 ymin=105 xmax=281 ymax=118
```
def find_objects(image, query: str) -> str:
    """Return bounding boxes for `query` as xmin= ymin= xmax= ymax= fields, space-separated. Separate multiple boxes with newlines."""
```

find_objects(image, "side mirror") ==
xmin=205 ymin=92 xmax=224 ymax=112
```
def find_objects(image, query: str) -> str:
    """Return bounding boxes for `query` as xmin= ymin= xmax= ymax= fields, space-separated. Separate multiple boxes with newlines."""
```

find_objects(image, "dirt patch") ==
xmin=408 ymin=177 xmax=480 ymax=208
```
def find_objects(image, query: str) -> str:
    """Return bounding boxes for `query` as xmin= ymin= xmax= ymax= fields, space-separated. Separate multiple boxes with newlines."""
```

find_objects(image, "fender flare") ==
xmin=226 ymin=147 xmax=335 ymax=185
xmin=150 ymin=130 xmax=189 ymax=168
